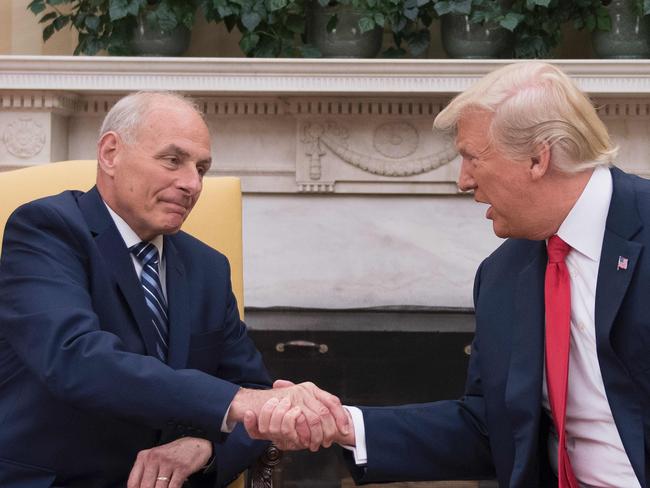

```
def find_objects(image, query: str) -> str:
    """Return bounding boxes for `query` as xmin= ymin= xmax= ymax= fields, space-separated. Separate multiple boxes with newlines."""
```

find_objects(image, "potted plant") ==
xmin=200 ymin=0 xmax=312 ymax=57
xmin=27 ymin=0 xmax=198 ymax=56
xmin=438 ymin=0 xmax=579 ymax=59
xmin=200 ymin=0 xmax=434 ymax=58
xmin=572 ymin=0 xmax=650 ymax=58
xmin=435 ymin=0 xmax=514 ymax=58
xmin=307 ymin=0 xmax=435 ymax=58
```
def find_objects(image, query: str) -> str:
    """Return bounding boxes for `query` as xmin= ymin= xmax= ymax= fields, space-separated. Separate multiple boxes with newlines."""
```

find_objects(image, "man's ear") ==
xmin=97 ymin=132 xmax=120 ymax=177
xmin=529 ymin=143 xmax=551 ymax=181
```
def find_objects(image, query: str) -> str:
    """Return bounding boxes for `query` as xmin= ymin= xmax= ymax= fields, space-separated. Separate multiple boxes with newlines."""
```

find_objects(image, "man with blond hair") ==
xmin=252 ymin=62 xmax=649 ymax=487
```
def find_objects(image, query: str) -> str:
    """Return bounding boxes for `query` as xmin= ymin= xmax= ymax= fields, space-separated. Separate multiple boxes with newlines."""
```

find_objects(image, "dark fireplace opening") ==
xmin=246 ymin=308 xmax=497 ymax=488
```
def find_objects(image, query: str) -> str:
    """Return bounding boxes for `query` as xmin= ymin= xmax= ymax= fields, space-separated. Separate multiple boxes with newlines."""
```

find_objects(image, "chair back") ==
xmin=0 ymin=160 xmax=244 ymax=316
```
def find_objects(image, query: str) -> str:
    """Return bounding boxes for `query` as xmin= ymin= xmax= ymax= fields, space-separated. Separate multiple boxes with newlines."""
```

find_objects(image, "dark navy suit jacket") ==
xmin=349 ymin=168 xmax=650 ymax=487
xmin=0 ymin=187 xmax=272 ymax=487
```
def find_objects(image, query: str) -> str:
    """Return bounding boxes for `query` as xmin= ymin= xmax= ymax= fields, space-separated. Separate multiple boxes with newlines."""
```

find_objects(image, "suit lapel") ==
xmin=596 ymin=168 xmax=643 ymax=342
xmin=78 ymin=187 xmax=159 ymax=358
xmin=595 ymin=168 xmax=645 ymax=486
xmin=164 ymin=236 xmax=191 ymax=369
xmin=504 ymin=241 xmax=547 ymax=486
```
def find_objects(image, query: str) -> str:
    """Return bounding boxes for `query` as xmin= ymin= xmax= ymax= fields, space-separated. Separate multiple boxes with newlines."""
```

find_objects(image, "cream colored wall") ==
xmin=0 ymin=2 xmax=10 ymax=54
xmin=0 ymin=0 xmax=593 ymax=58
xmin=2 ymin=0 xmax=77 ymax=55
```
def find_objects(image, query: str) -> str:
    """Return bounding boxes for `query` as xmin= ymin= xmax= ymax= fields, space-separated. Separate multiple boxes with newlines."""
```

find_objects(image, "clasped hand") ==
xmin=235 ymin=380 xmax=354 ymax=452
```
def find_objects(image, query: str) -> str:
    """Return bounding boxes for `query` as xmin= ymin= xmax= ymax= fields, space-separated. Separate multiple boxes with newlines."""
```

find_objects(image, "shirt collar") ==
xmin=103 ymin=202 xmax=164 ymax=258
xmin=556 ymin=165 xmax=612 ymax=262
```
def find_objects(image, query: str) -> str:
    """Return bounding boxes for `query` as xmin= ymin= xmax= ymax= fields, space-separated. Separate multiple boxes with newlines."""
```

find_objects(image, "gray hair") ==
xmin=434 ymin=62 xmax=618 ymax=173
xmin=99 ymin=91 xmax=203 ymax=145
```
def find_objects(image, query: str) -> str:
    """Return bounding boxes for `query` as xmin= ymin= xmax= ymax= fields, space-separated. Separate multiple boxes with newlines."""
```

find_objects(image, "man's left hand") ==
xmin=127 ymin=437 xmax=212 ymax=488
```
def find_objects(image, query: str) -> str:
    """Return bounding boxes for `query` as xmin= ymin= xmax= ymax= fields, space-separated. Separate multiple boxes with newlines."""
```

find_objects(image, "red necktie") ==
xmin=545 ymin=235 xmax=578 ymax=488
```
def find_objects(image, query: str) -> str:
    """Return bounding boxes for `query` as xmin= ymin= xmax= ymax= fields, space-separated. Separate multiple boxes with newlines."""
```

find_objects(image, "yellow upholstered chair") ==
xmin=0 ymin=160 xmax=278 ymax=488
xmin=0 ymin=160 xmax=243 ymax=317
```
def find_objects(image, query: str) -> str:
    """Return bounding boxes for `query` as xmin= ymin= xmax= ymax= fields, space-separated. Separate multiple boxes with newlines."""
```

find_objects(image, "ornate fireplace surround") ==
xmin=2 ymin=57 xmax=650 ymax=312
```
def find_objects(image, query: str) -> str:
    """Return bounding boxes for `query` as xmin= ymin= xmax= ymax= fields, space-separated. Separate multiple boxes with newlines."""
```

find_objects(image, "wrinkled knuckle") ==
xmin=148 ymin=451 xmax=162 ymax=462
xmin=261 ymin=403 xmax=275 ymax=415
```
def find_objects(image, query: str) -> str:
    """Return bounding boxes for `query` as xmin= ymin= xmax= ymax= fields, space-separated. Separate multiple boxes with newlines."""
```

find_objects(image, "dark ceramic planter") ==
xmin=306 ymin=2 xmax=383 ymax=58
xmin=441 ymin=13 xmax=511 ymax=59
xmin=592 ymin=0 xmax=650 ymax=59
xmin=130 ymin=12 xmax=191 ymax=57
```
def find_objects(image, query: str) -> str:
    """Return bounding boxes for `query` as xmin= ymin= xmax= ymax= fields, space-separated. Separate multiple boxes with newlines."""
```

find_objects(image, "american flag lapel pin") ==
xmin=617 ymin=256 xmax=629 ymax=270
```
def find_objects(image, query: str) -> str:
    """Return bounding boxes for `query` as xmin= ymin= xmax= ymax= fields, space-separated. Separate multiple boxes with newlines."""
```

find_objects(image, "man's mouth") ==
xmin=162 ymin=200 xmax=189 ymax=214
xmin=475 ymin=198 xmax=493 ymax=220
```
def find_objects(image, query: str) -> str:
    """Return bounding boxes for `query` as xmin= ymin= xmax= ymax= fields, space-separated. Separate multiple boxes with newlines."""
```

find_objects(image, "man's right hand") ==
xmin=235 ymin=380 xmax=355 ymax=452
xmin=228 ymin=380 xmax=349 ymax=452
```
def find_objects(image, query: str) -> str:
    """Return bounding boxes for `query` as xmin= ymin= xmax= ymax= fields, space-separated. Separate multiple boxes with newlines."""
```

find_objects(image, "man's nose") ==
xmin=177 ymin=165 xmax=202 ymax=195
xmin=457 ymin=159 xmax=476 ymax=192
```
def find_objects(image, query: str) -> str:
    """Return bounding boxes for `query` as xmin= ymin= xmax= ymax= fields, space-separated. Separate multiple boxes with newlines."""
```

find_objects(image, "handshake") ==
xmin=228 ymin=379 xmax=355 ymax=452
xmin=127 ymin=379 xmax=353 ymax=487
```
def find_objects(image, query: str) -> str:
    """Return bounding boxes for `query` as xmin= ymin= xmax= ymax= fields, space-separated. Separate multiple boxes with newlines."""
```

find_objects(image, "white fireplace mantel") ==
xmin=2 ymin=56 xmax=650 ymax=95
xmin=2 ymin=56 xmax=650 ymax=193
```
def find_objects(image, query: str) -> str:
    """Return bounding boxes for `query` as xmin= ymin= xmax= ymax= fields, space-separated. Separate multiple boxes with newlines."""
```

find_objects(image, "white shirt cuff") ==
xmin=221 ymin=404 xmax=235 ymax=433
xmin=341 ymin=406 xmax=367 ymax=465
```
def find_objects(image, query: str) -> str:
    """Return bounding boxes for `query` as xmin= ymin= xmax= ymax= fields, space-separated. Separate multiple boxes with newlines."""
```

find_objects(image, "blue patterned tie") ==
xmin=130 ymin=241 xmax=168 ymax=361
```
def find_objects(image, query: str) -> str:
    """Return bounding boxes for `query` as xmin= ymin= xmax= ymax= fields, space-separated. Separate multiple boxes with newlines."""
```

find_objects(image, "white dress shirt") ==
xmin=104 ymin=204 xmax=166 ymax=297
xmin=544 ymin=166 xmax=639 ymax=488
xmin=346 ymin=166 xmax=640 ymax=487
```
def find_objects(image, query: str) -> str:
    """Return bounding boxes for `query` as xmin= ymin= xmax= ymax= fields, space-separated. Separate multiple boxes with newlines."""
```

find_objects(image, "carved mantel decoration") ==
xmin=1 ymin=57 xmax=650 ymax=191
xmin=2 ymin=117 xmax=46 ymax=159
xmin=297 ymin=118 xmax=457 ymax=193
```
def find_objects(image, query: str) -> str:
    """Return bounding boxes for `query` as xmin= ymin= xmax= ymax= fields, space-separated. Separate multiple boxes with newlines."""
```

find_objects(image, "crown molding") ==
xmin=2 ymin=56 xmax=650 ymax=95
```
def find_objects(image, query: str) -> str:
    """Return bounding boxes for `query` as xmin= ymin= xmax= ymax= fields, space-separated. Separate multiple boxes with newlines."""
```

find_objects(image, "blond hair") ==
xmin=434 ymin=62 xmax=617 ymax=173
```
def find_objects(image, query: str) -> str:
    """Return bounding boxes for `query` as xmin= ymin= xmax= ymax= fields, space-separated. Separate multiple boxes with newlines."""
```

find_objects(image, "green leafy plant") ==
xmin=200 ymin=0 xmax=310 ymax=57
xmin=441 ymin=0 xmax=650 ymax=59
xmin=27 ymin=0 xmax=198 ymax=55
xmin=319 ymin=0 xmax=437 ymax=57
xmin=201 ymin=0 xmax=437 ymax=58
xmin=503 ymin=0 xmax=569 ymax=58
xmin=570 ymin=0 xmax=650 ymax=33
xmin=569 ymin=0 xmax=613 ymax=32
xmin=434 ymin=0 xmax=572 ymax=58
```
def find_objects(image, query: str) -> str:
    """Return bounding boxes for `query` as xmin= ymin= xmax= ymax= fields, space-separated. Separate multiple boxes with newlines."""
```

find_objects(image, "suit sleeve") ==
xmin=346 ymin=261 xmax=495 ymax=483
xmin=171 ymin=258 xmax=272 ymax=487
xmin=0 ymin=200 xmax=257 ymax=442
xmin=184 ymin=427 xmax=269 ymax=488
